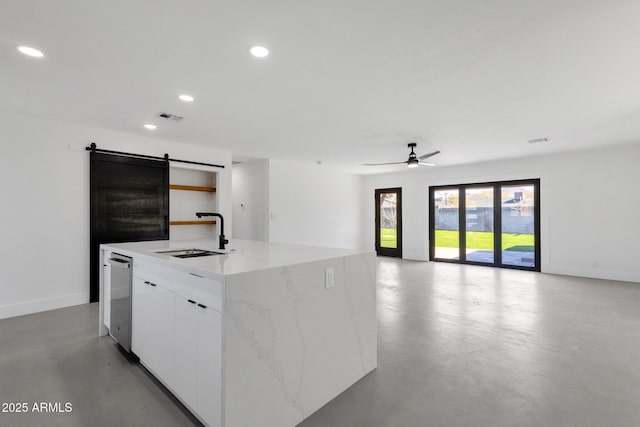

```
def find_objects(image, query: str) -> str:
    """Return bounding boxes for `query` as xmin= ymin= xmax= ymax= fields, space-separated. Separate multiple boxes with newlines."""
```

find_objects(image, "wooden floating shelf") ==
xmin=169 ymin=220 xmax=216 ymax=226
xmin=170 ymin=184 xmax=216 ymax=193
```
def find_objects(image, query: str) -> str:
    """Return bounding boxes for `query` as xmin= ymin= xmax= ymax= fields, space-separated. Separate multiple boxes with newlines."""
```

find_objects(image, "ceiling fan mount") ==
xmin=363 ymin=142 xmax=440 ymax=168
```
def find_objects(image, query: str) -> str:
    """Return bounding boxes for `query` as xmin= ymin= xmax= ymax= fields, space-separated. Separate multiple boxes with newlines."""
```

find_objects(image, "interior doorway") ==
xmin=375 ymin=188 xmax=402 ymax=257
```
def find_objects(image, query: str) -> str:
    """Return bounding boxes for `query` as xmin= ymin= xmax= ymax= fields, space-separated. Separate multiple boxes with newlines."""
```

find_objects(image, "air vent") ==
xmin=528 ymin=137 xmax=550 ymax=144
xmin=157 ymin=112 xmax=184 ymax=122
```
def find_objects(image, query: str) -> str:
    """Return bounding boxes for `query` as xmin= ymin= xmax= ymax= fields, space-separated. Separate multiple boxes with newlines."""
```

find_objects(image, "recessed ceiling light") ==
xmin=144 ymin=124 xmax=157 ymax=130
xmin=250 ymin=46 xmax=269 ymax=58
xmin=17 ymin=46 xmax=44 ymax=58
xmin=179 ymin=94 xmax=194 ymax=102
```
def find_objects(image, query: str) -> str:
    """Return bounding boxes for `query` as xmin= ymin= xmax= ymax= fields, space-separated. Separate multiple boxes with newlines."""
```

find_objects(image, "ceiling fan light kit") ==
xmin=363 ymin=142 xmax=440 ymax=168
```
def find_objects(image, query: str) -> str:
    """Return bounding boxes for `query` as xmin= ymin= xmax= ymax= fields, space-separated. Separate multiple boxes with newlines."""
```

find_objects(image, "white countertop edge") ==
xmin=100 ymin=239 xmax=374 ymax=280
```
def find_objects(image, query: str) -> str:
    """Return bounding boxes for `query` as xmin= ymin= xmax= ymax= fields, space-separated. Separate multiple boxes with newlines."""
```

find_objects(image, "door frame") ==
xmin=429 ymin=179 xmax=540 ymax=271
xmin=375 ymin=187 xmax=403 ymax=258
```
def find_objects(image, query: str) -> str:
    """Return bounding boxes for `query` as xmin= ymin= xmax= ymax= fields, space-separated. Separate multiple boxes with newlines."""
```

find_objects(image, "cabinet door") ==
xmin=197 ymin=307 xmax=222 ymax=427
xmin=132 ymin=277 xmax=175 ymax=388
xmin=174 ymin=296 xmax=198 ymax=410
xmin=103 ymin=261 xmax=111 ymax=329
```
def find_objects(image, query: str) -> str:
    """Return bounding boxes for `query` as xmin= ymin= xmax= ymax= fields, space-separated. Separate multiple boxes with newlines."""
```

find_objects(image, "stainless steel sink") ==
xmin=156 ymin=249 xmax=224 ymax=258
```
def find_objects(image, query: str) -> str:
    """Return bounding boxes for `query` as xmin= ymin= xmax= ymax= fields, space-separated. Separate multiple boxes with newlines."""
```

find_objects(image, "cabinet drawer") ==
xmin=133 ymin=260 xmax=223 ymax=312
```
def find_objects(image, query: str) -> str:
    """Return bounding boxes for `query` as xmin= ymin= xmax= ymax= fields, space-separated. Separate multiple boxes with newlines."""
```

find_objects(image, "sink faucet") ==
xmin=195 ymin=212 xmax=229 ymax=250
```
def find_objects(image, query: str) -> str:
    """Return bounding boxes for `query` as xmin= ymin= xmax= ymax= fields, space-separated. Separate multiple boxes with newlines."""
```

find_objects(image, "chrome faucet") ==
xmin=195 ymin=212 xmax=229 ymax=250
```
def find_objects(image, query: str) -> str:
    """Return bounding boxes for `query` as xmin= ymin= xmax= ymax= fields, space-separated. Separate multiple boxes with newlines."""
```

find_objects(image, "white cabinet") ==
xmin=197 ymin=306 xmax=222 ymax=426
xmin=132 ymin=276 xmax=176 ymax=388
xmin=174 ymin=296 xmax=199 ymax=409
xmin=103 ymin=251 xmax=111 ymax=329
xmin=132 ymin=261 xmax=222 ymax=427
xmin=174 ymin=296 xmax=222 ymax=426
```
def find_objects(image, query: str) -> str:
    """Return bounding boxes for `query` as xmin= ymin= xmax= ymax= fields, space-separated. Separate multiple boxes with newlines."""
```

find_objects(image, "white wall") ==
xmin=268 ymin=160 xmax=364 ymax=249
xmin=232 ymin=159 xmax=269 ymax=241
xmin=0 ymin=110 xmax=232 ymax=319
xmin=362 ymin=143 xmax=640 ymax=283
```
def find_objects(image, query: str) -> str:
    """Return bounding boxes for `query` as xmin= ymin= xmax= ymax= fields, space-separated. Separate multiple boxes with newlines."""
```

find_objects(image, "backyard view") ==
xmin=434 ymin=230 xmax=534 ymax=251
xmin=379 ymin=192 xmax=398 ymax=249
xmin=380 ymin=228 xmax=397 ymax=248
xmin=433 ymin=188 xmax=459 ymax=260
xmin=382 ymin=230 xmax=535 ymax=252
xmin=432 ymin=183 xmax=537 ymax=268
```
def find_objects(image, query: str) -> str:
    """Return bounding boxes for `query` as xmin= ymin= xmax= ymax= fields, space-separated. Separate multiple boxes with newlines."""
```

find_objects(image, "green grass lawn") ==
xmin=435 ymin=230 xmax=534 ymax=252
xmin=380 ymin=228 xmax=398 ymax=248
xmin=380 ymin=228 xmax=534 ymax=252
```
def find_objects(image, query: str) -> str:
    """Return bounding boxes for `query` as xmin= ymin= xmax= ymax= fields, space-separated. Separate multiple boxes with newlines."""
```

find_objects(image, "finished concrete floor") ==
xmin=1 ymin=259 xmax=639 ymax=426
xmin=0 ymin=303 xmax=198 ymax=427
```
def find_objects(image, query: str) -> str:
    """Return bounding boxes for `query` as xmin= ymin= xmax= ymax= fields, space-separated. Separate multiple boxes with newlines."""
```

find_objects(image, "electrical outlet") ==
xmin=325 ymin=267 xmax=334 ymax=289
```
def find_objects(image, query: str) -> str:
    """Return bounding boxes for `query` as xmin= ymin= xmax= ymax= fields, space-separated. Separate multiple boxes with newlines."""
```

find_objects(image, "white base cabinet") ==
xmin=132 ymin=262 xmax=222 ymax=427
xmin=102 ymin=250 xmax=111 ymax=329
xmin=196 ymin=306 xmax=222 ymax=425
xmin=174 ymin=296 xmax=199 ymax=409
xmin=175 ymin=296 xmax=222 ymax=424
xmin=132 ymin=277 xmax=176 ymax=388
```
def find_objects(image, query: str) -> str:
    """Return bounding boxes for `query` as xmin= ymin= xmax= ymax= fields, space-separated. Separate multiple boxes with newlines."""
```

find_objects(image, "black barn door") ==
xmin=90 ymin=153 xmax=169 ymax=302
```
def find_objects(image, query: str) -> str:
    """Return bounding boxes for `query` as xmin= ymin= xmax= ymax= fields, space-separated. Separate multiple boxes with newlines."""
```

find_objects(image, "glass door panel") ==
xmin=380 ymin=192 xmax=397 ymax=249
xmin=501 ymin=184 xmax=536 ymax=267
xmin=465 ymin=187 xmax=494 ymax=264
xmin=433 ymin=188 xmax=460 ymax=259
xmin=375 ymin=188 xmax=402 ymax=257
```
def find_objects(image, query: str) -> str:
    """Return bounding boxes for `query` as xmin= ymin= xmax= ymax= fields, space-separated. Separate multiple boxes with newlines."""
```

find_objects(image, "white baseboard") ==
xmin=544 ymin=266 xmax=639 ymax=284
xmin=0 ymin=293 xmax=89 ymax=320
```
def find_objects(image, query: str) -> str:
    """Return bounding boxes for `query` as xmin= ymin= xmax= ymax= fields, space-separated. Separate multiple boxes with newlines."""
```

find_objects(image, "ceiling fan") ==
xmin=363 ymin=143 xmax=440 ymax=168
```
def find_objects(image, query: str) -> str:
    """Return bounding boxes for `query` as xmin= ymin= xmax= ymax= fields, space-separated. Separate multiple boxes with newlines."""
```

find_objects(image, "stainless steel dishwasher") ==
xmin=109 ymin=253 xmax=132 ymax=352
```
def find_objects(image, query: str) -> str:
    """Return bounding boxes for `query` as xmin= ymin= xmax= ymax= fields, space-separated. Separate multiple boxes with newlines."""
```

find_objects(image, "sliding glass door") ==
xmin=501 ymin=184 xmax=537 ymax=268
xmin=433 ymin=188 xmax=459 ymax=260
xmin=464 ymin=186 xmax=495 ymax=264
xmin=429 ymin=179 xmax=540 ymax=271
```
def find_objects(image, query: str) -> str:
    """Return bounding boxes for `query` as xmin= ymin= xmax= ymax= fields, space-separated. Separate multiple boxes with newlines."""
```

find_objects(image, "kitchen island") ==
xmin=98 ymin=239 xmax=377 ymax=427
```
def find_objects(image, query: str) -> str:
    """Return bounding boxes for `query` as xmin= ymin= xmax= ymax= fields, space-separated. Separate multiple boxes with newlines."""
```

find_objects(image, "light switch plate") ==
xmin=325 ymin=267 xmax=334 ymax=289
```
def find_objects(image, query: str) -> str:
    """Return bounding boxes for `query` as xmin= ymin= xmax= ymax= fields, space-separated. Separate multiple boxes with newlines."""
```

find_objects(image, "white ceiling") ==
xmin=2 ymin=0 xmax=640 ymax=173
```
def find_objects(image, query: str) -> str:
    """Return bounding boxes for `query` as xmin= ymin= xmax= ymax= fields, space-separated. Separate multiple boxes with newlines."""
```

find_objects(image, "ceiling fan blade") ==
xmin=362 ymin=161 xmax=408 ymax=166
xmin=418 ymin=150 xmax=441 ymax=160
xmin=418 ymin=161 xmax=436 ymax=166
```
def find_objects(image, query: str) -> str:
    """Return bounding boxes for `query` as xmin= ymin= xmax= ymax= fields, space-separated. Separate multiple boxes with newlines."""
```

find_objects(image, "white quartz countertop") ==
xmin=101 ymin=239 xmax=371 ymax=280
